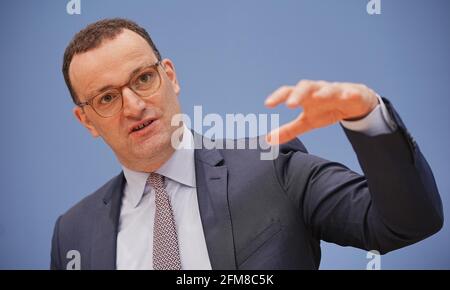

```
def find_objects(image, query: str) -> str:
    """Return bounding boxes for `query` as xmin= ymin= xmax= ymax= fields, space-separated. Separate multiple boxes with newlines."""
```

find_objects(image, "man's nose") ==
xmin=122 ymin=87 xmax=146 ymax=118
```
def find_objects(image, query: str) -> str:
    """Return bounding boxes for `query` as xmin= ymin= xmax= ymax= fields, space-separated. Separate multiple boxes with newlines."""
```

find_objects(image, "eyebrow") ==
xmin=86 ymin=63 xmax=152 ymax=99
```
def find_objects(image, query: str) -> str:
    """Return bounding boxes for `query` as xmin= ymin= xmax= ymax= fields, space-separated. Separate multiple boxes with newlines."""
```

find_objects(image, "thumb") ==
xmin=266 ymin=113 xmax=311 ymax=145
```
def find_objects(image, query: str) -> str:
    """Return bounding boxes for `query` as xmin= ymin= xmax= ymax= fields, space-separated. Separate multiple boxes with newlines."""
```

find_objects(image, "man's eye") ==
xmin=138 ymin=73 xmax=153 ymax=83
xmin=100 ymin=94 xmax=116 ymax=104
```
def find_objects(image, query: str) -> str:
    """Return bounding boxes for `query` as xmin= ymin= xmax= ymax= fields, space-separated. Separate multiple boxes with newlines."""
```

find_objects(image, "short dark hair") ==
xmin=62 ymin=18 xmax=162 ymax=104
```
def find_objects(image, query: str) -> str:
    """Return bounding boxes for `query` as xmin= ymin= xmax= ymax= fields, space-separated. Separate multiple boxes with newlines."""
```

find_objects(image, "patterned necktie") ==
xmin=147 ymin=172 xmax=181 ymax=270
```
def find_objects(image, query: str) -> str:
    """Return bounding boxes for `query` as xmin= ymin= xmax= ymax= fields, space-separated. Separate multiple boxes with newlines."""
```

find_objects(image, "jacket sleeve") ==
xmin=277 ymin=98 xmax=444 ymax=254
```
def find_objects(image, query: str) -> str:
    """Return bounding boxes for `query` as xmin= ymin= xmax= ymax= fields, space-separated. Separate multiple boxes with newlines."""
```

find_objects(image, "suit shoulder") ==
xmin=278 ymin=137 xmax=308 ymax=154
xmin=212 ymin=136 xmax=309 ymax=174
xmin=58 ymin=173 xmax=123 ymax=226
xmin=218 ymin=135 xmax=308 ymax=155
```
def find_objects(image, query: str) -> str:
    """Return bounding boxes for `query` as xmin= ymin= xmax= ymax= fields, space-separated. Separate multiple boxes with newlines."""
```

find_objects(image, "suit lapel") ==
xmin=88 ymin=133 xmax=237 ymax=269
xmin=194 ymin=133 xmax=237 ymax=269
xmin=90 ymin=172 xmax=125 ymax=270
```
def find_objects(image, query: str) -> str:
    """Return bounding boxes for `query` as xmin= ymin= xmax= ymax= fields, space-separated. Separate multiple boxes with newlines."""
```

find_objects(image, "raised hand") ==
xmin=265 ymin=80 xmax=379 ymax=145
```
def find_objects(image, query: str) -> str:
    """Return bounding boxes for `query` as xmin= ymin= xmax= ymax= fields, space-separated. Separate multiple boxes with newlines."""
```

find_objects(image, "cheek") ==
xmin=96 ymin=120 xmax=125 ymax=144
xmin=161 ymin=90 xmax=180 ymax=113
xmin=149 ymin=92 xmax=177 ymax=118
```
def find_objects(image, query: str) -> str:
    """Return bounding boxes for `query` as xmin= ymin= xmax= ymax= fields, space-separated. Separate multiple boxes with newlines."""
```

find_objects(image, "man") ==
xmin=51 ymin=18 xmax=443 ymax=270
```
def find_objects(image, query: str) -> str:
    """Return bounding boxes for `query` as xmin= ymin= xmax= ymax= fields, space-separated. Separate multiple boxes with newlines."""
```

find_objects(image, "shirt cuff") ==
xmin=340 ymin=95 xmax=395 ymax=136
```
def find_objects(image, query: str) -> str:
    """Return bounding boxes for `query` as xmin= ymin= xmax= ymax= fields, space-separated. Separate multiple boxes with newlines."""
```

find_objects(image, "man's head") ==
xmin=63 ymin=18 xmax=182 ymax=172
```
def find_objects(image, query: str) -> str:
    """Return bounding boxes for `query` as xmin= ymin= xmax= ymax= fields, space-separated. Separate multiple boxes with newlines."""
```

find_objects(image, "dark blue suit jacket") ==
xmin=51 ymin=99 xmax=443 ymax=269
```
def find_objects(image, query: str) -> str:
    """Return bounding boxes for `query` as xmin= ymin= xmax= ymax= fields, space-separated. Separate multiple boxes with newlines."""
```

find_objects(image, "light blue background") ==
xmin=0 ymin=0 xmax=449 ymax=269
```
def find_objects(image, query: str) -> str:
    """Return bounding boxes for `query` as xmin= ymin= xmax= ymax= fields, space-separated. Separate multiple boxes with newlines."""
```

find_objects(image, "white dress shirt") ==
xmin=116 ymin=96 xmax=394 ymax=270
xmin=116 ymin=124 xmax=212 ymax=270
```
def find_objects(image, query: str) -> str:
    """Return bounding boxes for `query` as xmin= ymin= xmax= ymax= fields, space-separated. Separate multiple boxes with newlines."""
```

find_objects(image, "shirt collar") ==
xmin=122 ymin=124 xmax=196 ymax=208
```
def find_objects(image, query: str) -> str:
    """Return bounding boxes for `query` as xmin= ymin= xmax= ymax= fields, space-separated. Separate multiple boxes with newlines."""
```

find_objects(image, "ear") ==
xmin=73 ymin=106 xmax=100 ymax=138
xmin=161 ymin=58 xmax=180 ymax=95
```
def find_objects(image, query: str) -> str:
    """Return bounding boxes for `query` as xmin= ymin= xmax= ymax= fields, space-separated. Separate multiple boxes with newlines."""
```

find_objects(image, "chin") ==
xmin=132 ymin=131 xmax=171 ymax=159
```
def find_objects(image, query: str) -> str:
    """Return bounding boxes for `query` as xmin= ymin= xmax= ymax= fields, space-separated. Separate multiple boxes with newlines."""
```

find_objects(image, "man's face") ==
xmin=70 ymin=29 xmax=182 ymax=172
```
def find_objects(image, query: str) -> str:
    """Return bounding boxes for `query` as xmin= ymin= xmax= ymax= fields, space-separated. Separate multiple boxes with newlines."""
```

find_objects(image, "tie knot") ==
xmin=147 ymin=172 xmax=165 ymax=190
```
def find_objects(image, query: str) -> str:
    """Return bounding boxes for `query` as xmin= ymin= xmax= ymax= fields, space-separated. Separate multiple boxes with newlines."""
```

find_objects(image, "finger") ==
xmin=310 ymin=84 xmax=343 ymax=114
xmin=266 ymin=113 xmax=311 ymax=145
xmin=286 ymin=80 xmax=325 ymax=109
xmin=265 ymin=86 xmax=294 ymax=108
xmin=313 ymin=83 xmax=340 ymax=100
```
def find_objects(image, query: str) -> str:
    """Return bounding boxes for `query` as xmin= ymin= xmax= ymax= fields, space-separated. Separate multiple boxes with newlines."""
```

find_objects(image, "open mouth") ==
xmin=131 ymin=119 xmax=154 ymax=133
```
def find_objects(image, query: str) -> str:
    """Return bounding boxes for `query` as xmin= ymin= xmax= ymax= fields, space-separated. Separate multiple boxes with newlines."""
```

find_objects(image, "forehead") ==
xmin=69 ymin=29 xmax=158 ymax=99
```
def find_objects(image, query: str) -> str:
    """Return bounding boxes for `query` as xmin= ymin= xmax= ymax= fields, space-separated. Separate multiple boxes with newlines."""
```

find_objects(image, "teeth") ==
xmin=133 ymin=120 xmax=152 ymax=132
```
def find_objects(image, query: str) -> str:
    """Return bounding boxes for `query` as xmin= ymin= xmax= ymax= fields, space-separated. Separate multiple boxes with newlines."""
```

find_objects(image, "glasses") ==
xmin=76 ymin=60 xmax=163 ymax=118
